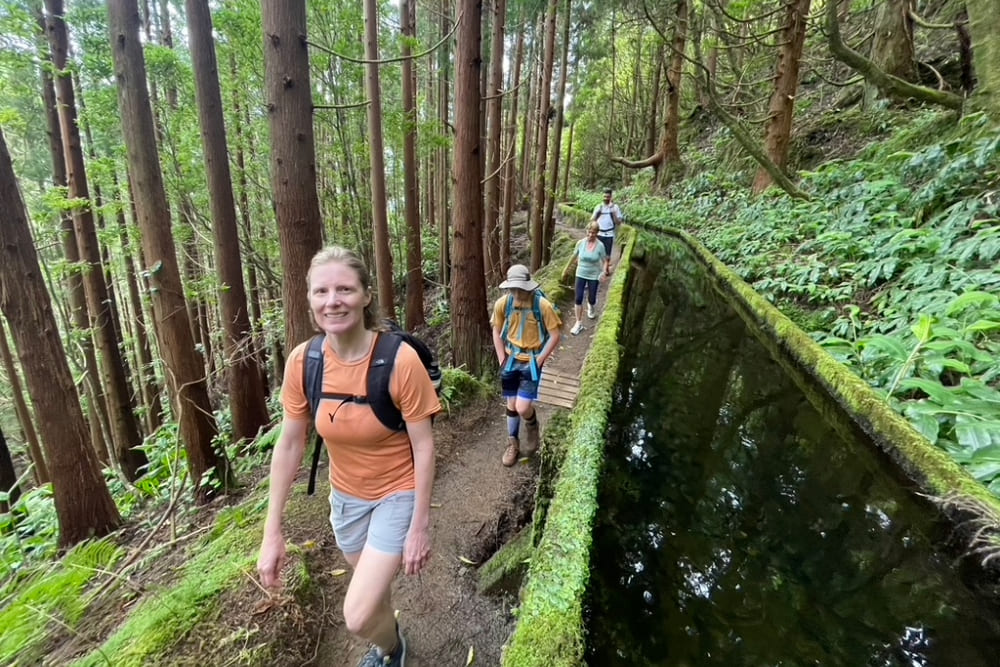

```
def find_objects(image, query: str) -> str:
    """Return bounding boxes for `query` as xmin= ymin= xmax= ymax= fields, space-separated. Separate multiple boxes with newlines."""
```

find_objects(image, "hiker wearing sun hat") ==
xmin=491 ymin=264 xmax=562 ymax=466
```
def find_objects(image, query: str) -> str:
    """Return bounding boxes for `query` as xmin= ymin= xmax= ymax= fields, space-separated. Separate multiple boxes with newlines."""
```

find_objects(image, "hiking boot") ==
xmin=522 ymin=418 xmax=539 ymax=457
xmin=587 ymin=304 xmax=596 ymax=319
xmin=502 ymin=436 xmax=520 ymax=467
xmin=570 ymin=321 xmax=583 ymax=335
xmin=358 ymin=625 xmax=407 ymax=667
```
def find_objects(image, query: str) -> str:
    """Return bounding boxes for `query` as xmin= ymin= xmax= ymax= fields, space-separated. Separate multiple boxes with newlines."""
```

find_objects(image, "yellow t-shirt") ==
xmin=491 ymin=292 xmax=562 ymax=361
xmin=281 ymin=333 xmax=441 ymax=500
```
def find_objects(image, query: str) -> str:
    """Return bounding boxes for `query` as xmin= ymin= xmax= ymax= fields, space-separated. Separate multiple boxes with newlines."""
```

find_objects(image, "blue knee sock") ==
xmin=507 ymin=408 xmax=520 ymax=438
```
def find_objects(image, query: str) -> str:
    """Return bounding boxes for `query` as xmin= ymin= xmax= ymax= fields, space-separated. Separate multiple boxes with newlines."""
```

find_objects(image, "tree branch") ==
xmin=306 ymin=11 xmax=462 ymax=66
xmin=825 ymin=0 xmax=963 ymax=110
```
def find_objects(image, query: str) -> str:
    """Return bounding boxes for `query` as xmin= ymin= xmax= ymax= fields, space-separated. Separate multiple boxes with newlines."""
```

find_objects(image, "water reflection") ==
xmin=585 ymin=238 xmax=1000 ymax=666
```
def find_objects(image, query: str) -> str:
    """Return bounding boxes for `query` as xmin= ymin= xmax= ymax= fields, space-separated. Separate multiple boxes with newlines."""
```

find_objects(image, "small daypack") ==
xmin=500 ymin=290 xmax=556 ymax=382
xmin=302 ymin=322 xmax=442 ymax=495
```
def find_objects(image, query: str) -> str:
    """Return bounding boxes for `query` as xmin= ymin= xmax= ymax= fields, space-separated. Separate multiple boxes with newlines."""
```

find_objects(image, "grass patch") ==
xmin=73 ymin=505 xmax=263 ymax=667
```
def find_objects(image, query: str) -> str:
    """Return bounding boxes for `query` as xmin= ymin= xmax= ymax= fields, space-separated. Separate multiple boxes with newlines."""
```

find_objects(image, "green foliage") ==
xmin=438 ymin=366 xmax=491 ymax=414
xmin=0 ymin=539 xmax=125 ymax=666
xmin=0 ymin=484 xmax=59 ymax=582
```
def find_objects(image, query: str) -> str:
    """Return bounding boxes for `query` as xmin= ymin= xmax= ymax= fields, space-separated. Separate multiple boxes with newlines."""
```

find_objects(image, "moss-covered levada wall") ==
xmin=663 ymin=227 xmax=1000 ymax=526
xmin=502 ymin=209 xmax=1000 ymax=666
xmin=501 ymin=206 xmax=634 ymax=667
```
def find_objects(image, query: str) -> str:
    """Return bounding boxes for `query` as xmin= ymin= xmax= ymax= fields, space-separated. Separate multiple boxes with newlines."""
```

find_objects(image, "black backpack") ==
xmin=302 ymin=322 xmax=442 ymax=495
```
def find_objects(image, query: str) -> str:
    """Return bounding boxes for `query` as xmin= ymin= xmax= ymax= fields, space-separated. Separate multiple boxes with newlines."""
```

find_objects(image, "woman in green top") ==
xmin=570 ymin=222 xmax=610 ymax=335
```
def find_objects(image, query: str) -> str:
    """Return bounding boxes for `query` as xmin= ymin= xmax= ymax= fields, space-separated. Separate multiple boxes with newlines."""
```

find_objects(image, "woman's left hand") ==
xmin=403 ymin=527 xmax=431 ymax=575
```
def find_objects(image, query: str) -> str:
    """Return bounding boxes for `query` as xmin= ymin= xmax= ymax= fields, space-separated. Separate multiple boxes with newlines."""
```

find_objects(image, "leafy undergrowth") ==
xmin=576 ymin=109 xmax=1000 ymax=496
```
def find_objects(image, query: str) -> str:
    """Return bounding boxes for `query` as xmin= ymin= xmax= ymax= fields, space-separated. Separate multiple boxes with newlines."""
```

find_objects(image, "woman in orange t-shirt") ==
xmin=258 ymin=246 xmax=439 ymax=667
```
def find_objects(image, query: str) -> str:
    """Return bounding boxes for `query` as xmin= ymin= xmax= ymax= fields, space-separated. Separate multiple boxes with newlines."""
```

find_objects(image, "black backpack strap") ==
xmin=368 ymin=331 xmax=406 ymax=432
xmin=303 ymin=334 xmax=326 ymax=496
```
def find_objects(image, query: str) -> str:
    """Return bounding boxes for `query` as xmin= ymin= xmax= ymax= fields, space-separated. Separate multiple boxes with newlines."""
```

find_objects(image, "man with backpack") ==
xmin=592 ymin=188 xmax=623 ymax=262
xmin=491 ymin=264 xmax=562 ymax=467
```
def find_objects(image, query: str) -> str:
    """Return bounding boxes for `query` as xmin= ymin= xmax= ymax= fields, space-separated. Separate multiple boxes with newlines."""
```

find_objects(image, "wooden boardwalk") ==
xmin=536 ymin=366 xmax=581 ymax=409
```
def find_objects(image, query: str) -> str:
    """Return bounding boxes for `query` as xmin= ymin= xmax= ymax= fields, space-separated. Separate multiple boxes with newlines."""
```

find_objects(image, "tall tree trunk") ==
xmin=362 ymin=0 xmax=395 ymax=319
xmin=0 ymin=317 xmax=48 ymax=485
xmin=542 ymin=0 xmax=571 ymax=264
xmin=114 ymin=172 xmax=163 ymax=433
xmin=108 ymin=0 xmax=230 ymax=501
xmin=45 ymin=0 xmax=146 ymax=480
xmin=646 ymin=41 xmax=665 ymax=158
xmin=529 ymin=0 xmax=557 ymax=272
xmin=501 ymin=28 xmax=525 ymax=272
xmin=869 ymin=0 xmax=917 ymax=87
xmin=0 ymin=129 xmax=120 ymax=546
xmin=262 ymin=0 xmax=324 ymax=348
xmin=38 ymin=33 xmax=110 ymax=467
xmin=753 ymin=0 xmax=810 ymax=193
xmin=660 ymin=0 xmax=687 ymax=179
xmin=185 ymin=0 xmax=269 ymax=443
xmin=437 ymin=0 xmax=452 ymax=292
xmin=965 ymin=0 xmax=1000 ymax=117
xmin=483 ymin=0 xmax=507 ymax=287
xmin=451 ymin=0 xmax=490 ymax=374
xmin=401 ymin=0 xmax=425 ymax=329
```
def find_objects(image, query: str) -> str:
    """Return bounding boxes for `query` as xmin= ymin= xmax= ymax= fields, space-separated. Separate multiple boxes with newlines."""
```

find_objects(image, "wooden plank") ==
xmin=540 ymin=368 xmax=579 ymax=383
xmin=538 ymin=382 xmax=578 ymax=398
xmin=536 ymin=393 xmax=577 ymax=409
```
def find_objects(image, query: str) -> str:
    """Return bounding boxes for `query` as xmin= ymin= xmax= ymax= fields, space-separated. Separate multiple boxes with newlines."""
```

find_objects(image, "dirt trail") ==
xmin=292 ymin=223 xmax=618 ymax=667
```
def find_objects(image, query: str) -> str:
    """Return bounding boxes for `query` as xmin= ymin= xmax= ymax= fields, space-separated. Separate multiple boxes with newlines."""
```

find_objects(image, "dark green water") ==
xmin=584 ymin=238 xmax=1000 ymax=666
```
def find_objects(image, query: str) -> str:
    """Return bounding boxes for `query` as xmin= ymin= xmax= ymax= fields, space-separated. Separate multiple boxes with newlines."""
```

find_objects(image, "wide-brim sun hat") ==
xmin=499 ymin=264 xmax=539 ymax=291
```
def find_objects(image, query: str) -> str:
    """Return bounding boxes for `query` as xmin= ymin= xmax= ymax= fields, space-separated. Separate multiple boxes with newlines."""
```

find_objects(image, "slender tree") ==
xmin=542 ymin=0 xmax=571 ymax=263
xmin=108 ymin=0 xmax=230 ymax=501
xmin=261 ymin=0 xmax=324 ymax=347
xmin=0 ymin=316 xmax=48 ymax=485
xmin=0 ymin=129 xmax=120 ymax=545
xmin=401 ymin=0 xmax=425 ymax=328
xmin=752 ymin=0 xmax=810 ymax=193
xmin=363 ymin=0 xmax=395 ymax=318
xmin=185 ymin=0 xmax=269 ymax=443
xmin=529 ymin=0 xmax=557 ymax=271
xmin=38 ymin=25 xmax=111 ymax=466
xmin=483 ymin=0 xmax=506 ymax=286
xmin=44 ymin=0 xmax=146 ymax=479
xmin=451 ymin=0 xmax=490 ymax=374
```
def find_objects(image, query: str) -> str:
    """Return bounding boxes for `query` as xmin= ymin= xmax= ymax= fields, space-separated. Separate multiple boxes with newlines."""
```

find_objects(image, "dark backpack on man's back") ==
xmin=302 ymin=321 xmax=442 ymax=495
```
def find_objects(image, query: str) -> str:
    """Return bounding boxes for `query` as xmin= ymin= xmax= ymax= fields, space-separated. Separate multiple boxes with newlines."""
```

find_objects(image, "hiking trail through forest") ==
xmin=267 ymin=221 xmax=619 ymax=666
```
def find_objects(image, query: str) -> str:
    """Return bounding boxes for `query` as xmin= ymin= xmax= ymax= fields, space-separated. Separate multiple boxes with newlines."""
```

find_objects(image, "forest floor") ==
xmin=77 ymin=218 xmax=615 ymax=667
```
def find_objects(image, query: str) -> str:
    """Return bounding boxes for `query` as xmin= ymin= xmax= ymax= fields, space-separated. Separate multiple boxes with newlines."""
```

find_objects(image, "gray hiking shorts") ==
xmin=329 ymin=488 xmax=415 ymax=556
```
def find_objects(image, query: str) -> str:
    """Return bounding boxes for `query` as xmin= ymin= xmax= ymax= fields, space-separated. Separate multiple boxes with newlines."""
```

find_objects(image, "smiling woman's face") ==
xmin=308 ymin=261 xmax=371 ymax=336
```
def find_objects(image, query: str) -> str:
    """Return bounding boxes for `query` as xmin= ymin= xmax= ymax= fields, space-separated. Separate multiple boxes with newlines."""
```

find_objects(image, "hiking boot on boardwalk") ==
xmin=502 ymin=436 xmax=520 ymax=467
xmin=522 ymin=417 xmax=540 ymax=457
xmin=358 ymin=625 xmax=407 ymax=667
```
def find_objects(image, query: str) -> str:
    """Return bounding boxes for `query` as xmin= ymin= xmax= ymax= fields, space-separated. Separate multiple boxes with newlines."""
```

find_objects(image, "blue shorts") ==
xmin=501 ymin=360 xmax=540 ymax=400
xmin=329 ymin=488 xmax=414 ymax=555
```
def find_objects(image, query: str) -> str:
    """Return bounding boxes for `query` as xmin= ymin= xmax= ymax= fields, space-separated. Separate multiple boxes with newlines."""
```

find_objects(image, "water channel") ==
xmin=584 ymin=236 xmax=1000 ymax=666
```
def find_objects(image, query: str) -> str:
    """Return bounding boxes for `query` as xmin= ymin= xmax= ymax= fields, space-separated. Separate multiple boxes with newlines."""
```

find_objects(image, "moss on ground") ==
xmin=73 ymin=502 xmax=273 ymax=667
xmin=477 ymin=525 xmax=533 ymax=595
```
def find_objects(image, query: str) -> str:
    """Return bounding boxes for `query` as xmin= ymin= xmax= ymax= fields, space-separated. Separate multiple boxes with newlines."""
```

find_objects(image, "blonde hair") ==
xmin=587 ymin=221 xmax=600 ymax=234
xmin=307 ymin=246 xmax=378 ymax=329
